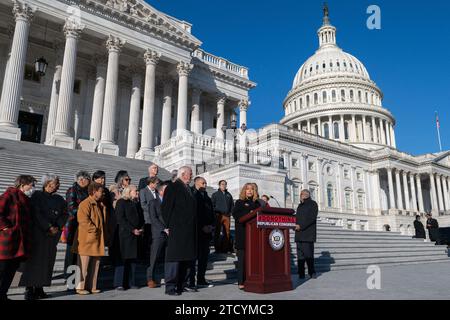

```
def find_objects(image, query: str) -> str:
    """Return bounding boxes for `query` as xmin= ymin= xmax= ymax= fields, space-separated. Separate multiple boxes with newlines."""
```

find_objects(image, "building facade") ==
xmin=0 ymin=1 xmax=449 ymax=233
xmin=0 ymin=0 xmax=255 ymax=158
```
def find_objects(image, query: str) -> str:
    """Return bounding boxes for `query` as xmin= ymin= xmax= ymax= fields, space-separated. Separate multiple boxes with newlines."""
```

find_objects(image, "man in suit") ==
xmin=162 ymin=166 xmax=197 ymax=296
xmin=426 ymin=213 xmax=440 ymax=243
xmin=295 ymin=189 xmax=318 ymax=280
xmin=188 ymin=177 xmax=215 ymax=289
xmin=140 ymin=177 xmax=160 ymax=262
xmin=147 ymin=181 xmax=169 ymax=288
xmin=138 ymin=164 xmax=159 ymax=191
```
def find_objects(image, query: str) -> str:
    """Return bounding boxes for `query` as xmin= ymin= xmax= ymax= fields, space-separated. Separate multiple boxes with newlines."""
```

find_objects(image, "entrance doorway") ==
xmin=18 ymin=111 xmax=43 ymax=143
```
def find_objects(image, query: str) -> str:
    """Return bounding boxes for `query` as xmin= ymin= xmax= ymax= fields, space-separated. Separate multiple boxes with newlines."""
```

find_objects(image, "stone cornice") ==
xmin=58 ymin=0 xmax=202 ymax=51
xmin=192 ymin=61 xmax=256 ymax=90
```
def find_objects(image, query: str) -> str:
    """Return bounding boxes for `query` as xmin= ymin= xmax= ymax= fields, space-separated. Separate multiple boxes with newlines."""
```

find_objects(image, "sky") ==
xmin=150 ymin=0 xmax=450 ymax=156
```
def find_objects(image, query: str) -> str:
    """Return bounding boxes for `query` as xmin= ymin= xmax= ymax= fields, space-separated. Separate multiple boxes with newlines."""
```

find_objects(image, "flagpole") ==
xmin=436 ymin=111 xmax=442 ymax=152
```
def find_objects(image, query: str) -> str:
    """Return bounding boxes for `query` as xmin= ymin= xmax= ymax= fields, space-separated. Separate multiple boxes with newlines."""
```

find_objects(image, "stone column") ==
xmin=216 ymin=94 xmax=226 ymax=139
xmin=351 ymin=115 xmax=357 ymax=141
xmin=410 ymin=173 xmax=418 ymax=212
xmin=0 ymin=2 xmax=34 ymax=140
xmin=190 ymin=88 xmax=202 ymax=134
xmin=317 ymin=117 xmax=322 ymax=136
xmin=402 ymin=172 xmax=410 ymax=211
xmin=380 ymin=119 xmax=386 ymax=145
xmin=390 ymin=123 xmax=397 ymax=148
xmin=386 ymin=122 xmax=392 ymax=147
xmin=362 ymin=115 xmax=367 ymax=142
xmin=429 ymin=173 xmax=439 ymax=214
xmin=239 ymin=99 xmax=249 ymax=129
xmin=307 ymin=119 xmax=311 ymax=133
xmin=51 ymin=19 xmax=84 ymax=149
xmin=136 ymin=49 xmax=160 ymax=159
xmin=373 ymin=170 xmax=382 ymax=211
xmin=395 ymin=169 xmax=404 ymax=210
xmin=416 ymin=174 xmax=425 ymax=213
xmin=98 ymin=35 xmax=125 ymax=156
xmin=436 ymin=174 xmax=445 ymax=213
xmin=329 ymin=116 xmax=334 ymax=139
xmin=160 ymin=77 xmax=173 ymax=144
xmin=442 ymin=176 xmax=449 ymax=212
xmin=371 ymin=116 xmax=377 ymax=143
xmin=339 ymin=115 xmax=345 ymax=142
xmin=387 ymin=168 xmax=396 ymax=209
xmin=89 ymin=54 xmax=107 ymax=146
xmin=176 ymin=61 xmax=193 ymax=136
xmin=44 ymin=41 xmax=64 ymax=145
xmin=126 ymin=68 xmax=143 ymax=158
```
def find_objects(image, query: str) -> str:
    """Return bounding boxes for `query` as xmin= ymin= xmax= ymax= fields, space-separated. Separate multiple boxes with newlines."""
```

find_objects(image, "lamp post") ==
xmin=34 ymin=56 xmax=48 ymax=76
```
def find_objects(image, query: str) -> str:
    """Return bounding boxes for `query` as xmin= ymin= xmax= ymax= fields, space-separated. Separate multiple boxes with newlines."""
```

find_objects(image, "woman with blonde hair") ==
xmin=114 ymin=185 xmax=144 ymax=290
xmin=232 ymin=183 xmax=261 ymax=290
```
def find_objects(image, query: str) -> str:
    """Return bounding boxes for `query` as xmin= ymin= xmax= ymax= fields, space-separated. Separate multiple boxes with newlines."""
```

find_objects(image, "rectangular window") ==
xmin=308 ymin=161 xmax=316 ymax=172
xmin=344 ymin=169 xmax=350 ymax=179
xmin=73 ymin=79 xmax=81 ymax=94
xmin=292 ymin=158 xmax=298 ymax=168
xmin=24 ymin=64 xmax=41 ymax=83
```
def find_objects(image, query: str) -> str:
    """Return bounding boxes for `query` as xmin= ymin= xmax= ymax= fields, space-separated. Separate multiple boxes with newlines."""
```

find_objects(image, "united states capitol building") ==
xmin=0 ymin=0 xmax=449 ymax=233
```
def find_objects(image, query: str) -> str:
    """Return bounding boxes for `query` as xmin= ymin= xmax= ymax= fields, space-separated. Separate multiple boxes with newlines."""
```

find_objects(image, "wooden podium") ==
xmin=239 ymin=207 xmax=296 ymax=294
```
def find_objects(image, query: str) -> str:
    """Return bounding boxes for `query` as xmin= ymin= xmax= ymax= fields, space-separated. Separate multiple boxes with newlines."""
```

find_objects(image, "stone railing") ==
xmin=154 ymin=132 xmax=234 ymax=156
xmin=192 ymin=48 xmax=249 ymax=79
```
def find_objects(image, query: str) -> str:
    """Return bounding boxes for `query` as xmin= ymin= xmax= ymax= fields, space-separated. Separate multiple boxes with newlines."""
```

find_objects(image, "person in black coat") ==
xmin=114 ymin=185 xmax=144 ymax=290
xmin=426 ymin=213 xmax=440 ymax=243
xmin=413 ymin=215 xmax=426 ymax=239
xmin=232 ymin=183 xmax=261 ymax=290
xmin=147 ymin=181 xmax=169 ymax=288
xmin=295 ymin=189 xmax=318 ymax=279
xmin=188 ymin=177 xmax=215 ymax=289
xmin=161 ymin=167 xmax=197 ymax=296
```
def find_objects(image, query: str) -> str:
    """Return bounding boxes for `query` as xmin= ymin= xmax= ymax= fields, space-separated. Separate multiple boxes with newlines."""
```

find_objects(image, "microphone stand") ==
xmin=270 ymin=195 xmax=281 ymax=207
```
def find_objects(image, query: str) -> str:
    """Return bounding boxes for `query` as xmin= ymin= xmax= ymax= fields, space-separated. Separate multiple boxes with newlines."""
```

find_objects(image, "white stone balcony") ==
xmin=192 ymin=48 xmax=249 ymax=79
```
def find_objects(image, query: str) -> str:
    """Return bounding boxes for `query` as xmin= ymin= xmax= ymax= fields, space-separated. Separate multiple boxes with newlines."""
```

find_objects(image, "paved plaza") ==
xmin=8 ymin=261 xmax=450 ymax=300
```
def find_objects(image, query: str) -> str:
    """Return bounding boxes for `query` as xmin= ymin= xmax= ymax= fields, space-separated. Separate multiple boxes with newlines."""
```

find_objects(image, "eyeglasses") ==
xmin=124 ymin=178 xmax=131 ymax=182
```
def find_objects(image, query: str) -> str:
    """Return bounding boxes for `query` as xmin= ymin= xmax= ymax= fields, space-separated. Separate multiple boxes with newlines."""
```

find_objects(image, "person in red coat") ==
xmin=0 ymin=175 xmax=36 ymax=301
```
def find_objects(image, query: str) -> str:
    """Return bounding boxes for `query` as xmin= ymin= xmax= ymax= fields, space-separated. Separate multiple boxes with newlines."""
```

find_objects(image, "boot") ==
xmin=298 ymin=259 xmax=306 ymax=279
xmin=24 ymin=287 xmax=36 ymax=300
xmin=35 ymin=287 xmax=50 ymax=299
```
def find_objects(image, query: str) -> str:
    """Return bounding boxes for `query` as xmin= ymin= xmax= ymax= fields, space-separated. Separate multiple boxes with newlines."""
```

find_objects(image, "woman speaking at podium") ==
xmin=232 ymin=183 xmax=261 ymax=290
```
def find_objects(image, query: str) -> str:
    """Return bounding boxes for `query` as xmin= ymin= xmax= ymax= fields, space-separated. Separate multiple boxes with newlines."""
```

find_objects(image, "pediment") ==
xmin=81 ymin=0 xmax=202 ymax=49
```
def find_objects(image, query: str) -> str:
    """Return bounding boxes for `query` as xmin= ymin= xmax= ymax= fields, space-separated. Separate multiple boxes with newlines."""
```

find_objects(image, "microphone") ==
xmin=270 ymin=195 xmax=281 ymax=207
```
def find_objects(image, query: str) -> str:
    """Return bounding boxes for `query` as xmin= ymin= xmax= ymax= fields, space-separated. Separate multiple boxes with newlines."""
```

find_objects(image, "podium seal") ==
xmin=269 ymin=229 xmax=285 ymax=251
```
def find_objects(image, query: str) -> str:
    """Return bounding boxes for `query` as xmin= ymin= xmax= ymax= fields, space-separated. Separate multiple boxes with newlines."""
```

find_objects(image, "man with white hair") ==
xmin=161 ymin=166 xmax=197 ymax=296
xmin=138 ymin=164 xmax=159 ymax=191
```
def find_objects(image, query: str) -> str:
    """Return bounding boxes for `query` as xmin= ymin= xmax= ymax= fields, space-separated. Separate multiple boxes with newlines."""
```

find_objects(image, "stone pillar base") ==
xmin=0 ymin=126 xmax=21 ymax=141
xmin=136 ymin=148 xmax=155 ymax=161
xmin=98 ymin=142 xmax=119 ymax=156
xmin=50 ymin=135 xmax=75 ymax=149
xmin=78 ymin=139 xmax=97 ymax=153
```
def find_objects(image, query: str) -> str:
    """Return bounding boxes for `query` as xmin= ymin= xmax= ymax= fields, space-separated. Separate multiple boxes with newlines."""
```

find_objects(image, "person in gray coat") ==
xmin=139 ymin=177 xmax=160 ymax=261
xmin=295 ymin=189 xmax=318 ymax=280
xmin=20 ymin=175 xmax=68 ymax=300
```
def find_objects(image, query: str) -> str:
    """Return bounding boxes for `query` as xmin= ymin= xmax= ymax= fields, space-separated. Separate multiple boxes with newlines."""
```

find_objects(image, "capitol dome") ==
xmin=280 ymin=5 xmax=397 ymax=150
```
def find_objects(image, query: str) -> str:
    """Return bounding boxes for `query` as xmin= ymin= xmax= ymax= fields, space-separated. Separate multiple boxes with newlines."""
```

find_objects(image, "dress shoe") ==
xmin=76 ymin=289 xmax=91 ymax=295
xmin=147 ymin=280 xmax=159 ymax=288
xmin=115 ymin=286 xmax=125 ymax=291
xmin=35 ymin=288 xmax=50 ymax=299
xmin=166 ymin=291 xmax=181 ymax=296
xmin=24 ymin=287 xmax=36 ymax=300
xmin=184 ymin=286 xmax=198 ymax=293
xmin=91 ymin=289 xmax=102 ymax=294
xmin=197 ymin=280 xmax=214 ymax=288
xmin=309 ymin=273 xmax=318 ymax=279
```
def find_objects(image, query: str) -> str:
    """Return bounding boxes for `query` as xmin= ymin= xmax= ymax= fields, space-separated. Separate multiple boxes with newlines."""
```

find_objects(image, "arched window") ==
xmin=334 ymin=122 xmax=340 ymax=139
xmin=324 ymin=123 xmax=330 ymax=139
xmin=341 ymin=89 xmax=346 ymax=102
xmin=322 ymin=91 xmax=327 ymax=103
xmin=299 ymin=98 xmax=303 ymax=109
xmin=306 ymin=95 xmax=310 ymax=107
xmin=345 ymin=188 xmax=353 ymax=210
xmin=314 ymin=93 xmax=318 ymax=105
xmin=357 ymin=192 xmax=365 ymax=210
xmin=332 ymin=90 xmax=336 ymax=102
xmin=365 ymin=92 xmax=369 ymax=103
xmin=327 ymin=183 xmax=334 ymax=208
xmin=308 ymin=182 xmax=318 ymax=201
xmin=358 ymin=91 xmax=362 ymax=102
xmin=350 ymin=90 xmax=354 ymax=102
xmin=294 ymin=100 xmax=297 ymax=111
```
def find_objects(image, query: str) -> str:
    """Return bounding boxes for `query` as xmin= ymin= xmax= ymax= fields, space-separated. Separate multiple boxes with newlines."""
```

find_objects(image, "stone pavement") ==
xmin=8 ymin=261 xmax=450 ymax=300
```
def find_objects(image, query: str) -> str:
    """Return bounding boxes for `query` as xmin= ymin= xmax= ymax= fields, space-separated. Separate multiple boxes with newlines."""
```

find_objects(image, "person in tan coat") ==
xmin=71 ymin=182 xmax=108 ymax=295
